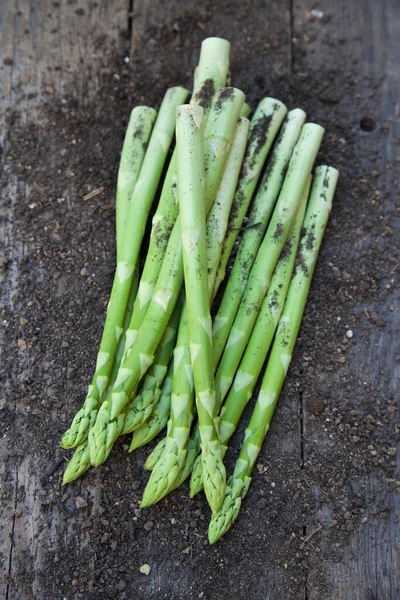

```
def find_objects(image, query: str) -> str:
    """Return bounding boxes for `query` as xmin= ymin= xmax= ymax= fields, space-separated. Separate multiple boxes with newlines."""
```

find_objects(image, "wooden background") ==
xmin=0 ymin=1 xmax=399 ymax=599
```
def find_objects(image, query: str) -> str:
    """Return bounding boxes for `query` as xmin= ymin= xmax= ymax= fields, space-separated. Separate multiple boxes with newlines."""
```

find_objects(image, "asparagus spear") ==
xmin=121 ymin=297 xmax=182 ymax=435
xmin=61 ymin=86 xmax=188 ymax=450
xmin=212 ymin=98 xmax=288 ymax=299
xmin=190 ymin=176 xmax=311 ymax=496
xmin=213 ymin=123 xmax=324 ymax=386
xmin=176 ymin=103 xmax=229 ymax=513
xmin=116 ymin=106 xmax=157 ymax=260
xmin=140 ymin=118 xmax=249 ymax=507
xmin=211 ymin=108 xmax=306 ymax=360
xmin=208 ymin=166 xmax=339 ymax=543
xmin=88 ymin=88 xmax=245 ymax=467
xmin=123 ymin=38 xmax=231 ymax=353
xmin=177 ymin=124 xmax=323 ymax=493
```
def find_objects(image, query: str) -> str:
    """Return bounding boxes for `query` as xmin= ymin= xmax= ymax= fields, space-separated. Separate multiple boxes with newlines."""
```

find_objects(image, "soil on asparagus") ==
xmin=1 ymin=11 xmax=398 ymax=600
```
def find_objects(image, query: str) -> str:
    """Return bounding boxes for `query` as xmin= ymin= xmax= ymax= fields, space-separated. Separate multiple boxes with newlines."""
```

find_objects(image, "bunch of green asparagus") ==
xmin=61 ymin=37 xmax=338 ymax=543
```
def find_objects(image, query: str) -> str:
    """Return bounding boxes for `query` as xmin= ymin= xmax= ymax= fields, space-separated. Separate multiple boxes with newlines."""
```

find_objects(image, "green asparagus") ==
xmin=61 ymin=86 xmax=187 ymax=450
xmin=88 ymin=88 xmax=245 ymax=467
xmin=190 ymin=175 xmax=311 ymax=496
xmin=213 ymin=123 xmax=324 ymax=387
xmin=141 ymin=117 xmax=250 ymax=507
xmin=208 ymin=166 xmax=339 ymax=543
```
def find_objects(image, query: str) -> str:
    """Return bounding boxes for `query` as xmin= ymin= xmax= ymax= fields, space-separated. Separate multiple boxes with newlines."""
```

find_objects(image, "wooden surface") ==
xmin=0 ymin=1 xmax=399 ymax=599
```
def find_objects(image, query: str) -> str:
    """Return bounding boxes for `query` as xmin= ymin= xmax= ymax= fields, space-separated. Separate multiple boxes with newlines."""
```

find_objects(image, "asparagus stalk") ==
xmin=175 ymin=103 xmax=227 ymax=513
xmin=140 ymin=118 xmax=249 ymax=507
xmin=212 ymin=98 xmax=288 ymax=298
xmin=116 ymin=106 xmax=157 ymax=260
xmin=61 ymin=86 xmax=188 ymax=451
xmin=208 ymin=165 xmax=339 ymax=543
xmin=121 ymin=297 xmax=182 ymax=435
xmin=190 ymin=176 xmax=311 ymax=496
xmin=123 ymin=38 xmax=231 ymax=352
xmin=88 ymin=88 xmax=245 ymax=467
xmin=240 ymin=103 xmax=252 ymax=118
xmin=130 ymin=365 xmax=173 ymax=452
xmin=191 ymin=38 xmax=230 ymax=112
xmin=212 ymin=123 xmax=324 ymax=382
xmin=211 ymin=108 xmax=306 ymax=362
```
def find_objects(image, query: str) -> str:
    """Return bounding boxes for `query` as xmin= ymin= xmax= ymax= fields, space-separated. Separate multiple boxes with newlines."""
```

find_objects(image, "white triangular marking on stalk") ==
xmin=219 ymin=421 xmax=235 ymax=443
xmin=116 ymin=326 xmax=123 ymax=342
xmin=212 ymin=315 xmax=228 ymax=335
xmin=264 ymin=422 xmax=270 ymax=436
xmin=87 ymin=385 xmax=94 ymax=397
xmin=184 ymin=365 xmax=194 ymax=391
xmin=181 ymin=228 xmax=201 ymax=255
xmin=281 ymin=353 xmax=292 ymax=374
xmin=189 ymin=343 xmax=201 ymax=364
xmin=243 ymin=428 xmax=252 ymax=442
xmin=190 ymin=105 xmax=204 ymax=130
xmin=226 ymin=328 xmax=244 ymax=349
xmin=235 ymin=458 xmax=249 ymax=475
xmin=95 ymin=351 xmax=110 ymax=371
xmin=270 ymin=302 xmax=281 ymax=326
xmin=117 ymin=263 xmax=134 ymax=284
xmin=173 ymin=346 xmax=185 ymax=372
xmin=133 ymin=177 xmax=145 ymax=195
xmin=157 ymin=131 xmax=170 ymax=153
xmin=138 ymin=282 xmax=154 ymax=309
xmin=142 ymin=374 xmax=156 ymax=390
xmin=247 ymin=443 xmax=260 ymax=468
xmin=199 ymin=425 xmax=214 ymax=442
xmin=199 ymin=316 xmax=212 ymax=342
xmin=154 ymin=289 xmax=174 ymax=312
xmin=171 ymin=393 xmax=190 ymax=421
xmin=234 ymin=370 xmax=255 ymax=392
xmin=219 ymin=375 xmax=233 ymax=400
xmin=112 ymin=391 xmax=127 ymax=410
xmin=161 ymin=326 xmax=176 ymax=347
xmin=114 ymin=367 xmax=133 ymax=387
xmin=153 ymin=364 xmax=167 ymax=385
xmin=198 ymin=390 xmax=215 ymax=418
xmin=125 ymin=329 xmax=138 ymax=349
xmin=151 ymin=213 xmax=162 ymax=228
xmin=174 ymin=427 xmax=189 ymax=450
xmin=258 ymin=390 xmax=276 ymax=410
xmin=139 ymin=354 xmax=153 ymax=378
xmin=207 ymin=138 xmax=228 ymax=160
xmin=96 ymin=376 xmax=108 ymax=396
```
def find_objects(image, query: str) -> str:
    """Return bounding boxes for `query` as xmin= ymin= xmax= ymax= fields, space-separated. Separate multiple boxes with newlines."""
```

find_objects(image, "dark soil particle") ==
xmin=249 ymin=112 xmax=273 ymax=160
xmin=273 ymin=221 xmax=284 ymax=241
xmin=193 ymin=77 xmax=215 ymax=110
xmin=213 ymin=86 xmax=235 ymax=112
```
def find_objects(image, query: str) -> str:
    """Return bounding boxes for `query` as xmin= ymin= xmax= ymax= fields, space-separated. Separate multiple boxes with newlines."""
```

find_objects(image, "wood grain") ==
xmin=0 ymin=0 xmax=398 ymax=598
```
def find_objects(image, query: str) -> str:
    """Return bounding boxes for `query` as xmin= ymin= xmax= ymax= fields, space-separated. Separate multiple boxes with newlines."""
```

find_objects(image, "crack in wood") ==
xmin=5 ymin=465 xmax=18 ymax=600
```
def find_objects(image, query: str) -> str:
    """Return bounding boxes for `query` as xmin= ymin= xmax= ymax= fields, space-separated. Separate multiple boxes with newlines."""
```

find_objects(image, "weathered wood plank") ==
xmin=292 ymin=1 xmax=400 ymax=598
xmin=0 ymin=3 xmax=129 ymax=598
xmin=1 ymin=0 xmax=398 ymax=599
